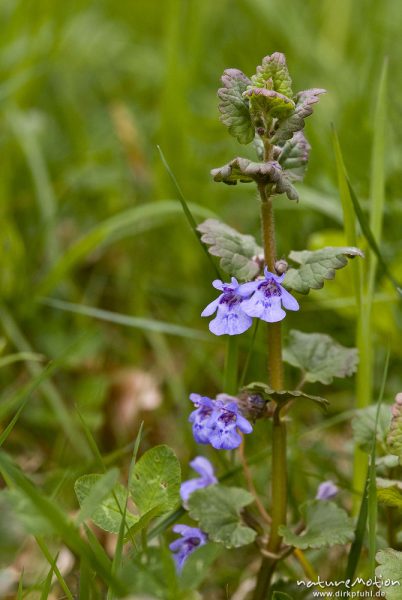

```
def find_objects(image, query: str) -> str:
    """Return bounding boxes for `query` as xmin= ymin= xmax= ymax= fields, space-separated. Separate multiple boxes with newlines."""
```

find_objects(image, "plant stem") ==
xmin=259 ymin=184 xmax=284 ymax=389
xmin=253 ymin=183 xmax=287 ymax=600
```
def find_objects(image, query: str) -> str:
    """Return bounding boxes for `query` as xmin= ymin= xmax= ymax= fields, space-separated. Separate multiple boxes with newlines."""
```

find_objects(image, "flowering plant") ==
xmin=70 ymin=52 xmax=401 ymax=600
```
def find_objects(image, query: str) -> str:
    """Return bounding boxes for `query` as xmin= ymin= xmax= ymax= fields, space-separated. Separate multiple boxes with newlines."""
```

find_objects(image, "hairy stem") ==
xmin=259 ymin=184 xmax=284 ymax=389
xmin=253 ymin=182 xmax=287 ymax=600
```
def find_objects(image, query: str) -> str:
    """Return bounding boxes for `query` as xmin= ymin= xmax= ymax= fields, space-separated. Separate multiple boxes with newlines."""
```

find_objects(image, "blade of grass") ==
xmin=157 ymin=145 xmax=221 ymax=279
xmin=0 ymin=361 xmax=61 ymax=446
xmin=40 ymin=565 xmax=54 ymax=600
xmin=332 ymin=127 xmax=369 ymax=509
xmin=346 ymin=180 xmax=401 ymax=296
xmin=76 ymin=468 xmax=120 ymax=525
xmin=40 ymin=297 xmax=212 ymax=341
xmin=75 ymin=407 xmax=138 ymax=549
xmin=17 ymin=572 xmax=24 ymax=599
xmin=79 ymin=558 xmax=92 ymax=600
xmin=239 ymin=320 xmax=259 ymax=388
xmin=368 ymin=58 xmax=388 ymax=302
xmin=0 ymin=352 xmax=43 ymax=368
xmin=368 ymin=349 xmax=390 ymax=576
xmin=37 ymin=200 xmax=217 ymax=297
xmin=332 ymin=126 xmax=362 ymax=306
xmin=36 ymin=537 xmax=74 ymax=600
xmin=109 ymin=426 xmax=144 ymax=598
xmin=223 ymin=336 xmax=239 ymax=395
xmin=344 ymin=472 xmax=370 ymax=582
xmin=0 ymin=450 xmax=125 ymax=595
xmin=0 ymin=305 xmax=90 ymax=457
xmin=8 ymin=109 xmax=58 ymax=262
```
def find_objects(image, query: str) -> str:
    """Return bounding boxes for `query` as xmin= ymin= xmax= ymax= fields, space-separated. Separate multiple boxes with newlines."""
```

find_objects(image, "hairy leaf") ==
xmin=250 ymin=52 xmax=293 ymax=98
xmin=278 ymin=131 xmax=310 ymax=182
xmin=75 ymin=475 xmax=138 ymax=534
xmin=280 ymin=500 xmax=354 ymax=550
xmin=242 ymin=381 xmax=328 ymax=409
xmin=375 ymin=549 xmax=402 ymax=600
xmin=388 ymin=394 xmax=402 ymax=459
xmin=218 ymin=69 xmax=254 ymax=144
xmin=283 ymin=330 xmax=359 ymax=385
xmin=377 ymin=479 xmax=402 ymax=510
xmin=283 ymin=246 xmax=364 ymax=294
xmin=188 ymin=485 xmax=256 ymax=548
xmin=197 ymin=218 xmax=262 ymax=280
xmin=271 ymin=88 xmax=326 ymax=145
xmin=352 ymin=405 xmax=392 ymax=453
xmin=245 ymin=87 xmax=294 ymax=122
xmin=129 ymin=445 xmax=181 ymax=515
xmin=211 ymin=158 xmax=298 ymax=200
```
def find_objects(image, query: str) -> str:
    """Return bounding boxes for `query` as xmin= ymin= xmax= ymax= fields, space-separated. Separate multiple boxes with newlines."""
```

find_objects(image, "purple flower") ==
xmin=180 ymin=457 xmax=217 ymax=507
xmin=169 ymin=525 xmax=207 ymax=571
xmin=316 ymin=480 xmax=339 ymax=500
xmin=189 ymin=394 xmax=216 ymax=444
xmin=189 ymin=393 xmax=253 ymax=450
xmin=241 ymin=267 xmax=299 ymax=323
xmin=201 ymin=277 xmax=256 ymax=336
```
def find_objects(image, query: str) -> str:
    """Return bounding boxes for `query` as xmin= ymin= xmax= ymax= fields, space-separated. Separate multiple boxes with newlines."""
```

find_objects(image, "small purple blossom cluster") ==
xmin=170 ymin=457 xmax=217 ymax=570
xmin=202 ymin=268 xmax=299 ymax=336
xmin=189 ymin=393 xmax=253 ymax=450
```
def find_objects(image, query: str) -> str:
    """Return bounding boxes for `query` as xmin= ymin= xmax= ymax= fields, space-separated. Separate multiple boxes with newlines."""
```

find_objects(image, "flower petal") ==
xmin=279 ymin=286 xmax=299 ymax=311
xmin=190 ymin=456 xmax=216 ymax=480
xmin=201 ymin=296 xmax=220 ymax=317
xmin=238 ymin=280 xmax=259 ymax=297
xmin=180 ymin=478 xmax=204 ymax=504
xmin=236 ymin=414 xmax=253 ymax=434
xmin=209 ymin=425 xmax=242 ymax=450
xmin=212 ymin=279 xmax=224 ymax=290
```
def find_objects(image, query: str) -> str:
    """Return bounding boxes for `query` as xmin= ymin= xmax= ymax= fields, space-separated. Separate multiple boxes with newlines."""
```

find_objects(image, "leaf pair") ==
xmin=218 ymin=53 xmax=324 ymax=148
xmin=198 ymin=218 xmax=363 ymax=295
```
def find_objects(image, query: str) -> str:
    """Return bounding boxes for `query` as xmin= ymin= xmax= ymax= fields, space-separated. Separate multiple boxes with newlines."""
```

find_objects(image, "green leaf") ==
xmin=250 ymin=52 xmax=293 ymax=98
xmin=388 ymin=394 xmax=402 ymax=459
xmin=283 ymin=330 xmax=359 ymax=385
xmin=272 ymin=593 xmax=293 ymax=600
xmin=279 ymin=500 xmax=354 ymax=550
xmin=270 ymin=88 xmax=326 ymax=145
xmin=210 ymin=158 xmax=298 ymax=200
xmin=241 ymin=381 xmax=329 ymax=410
xmin=76 ymin=468 xmax=120 ymax=525
xmin=278 ymin=131 xmax=310 ymax=182
xmin=197 ymin=219 xmax=262 ymax=280
xmin=377 ymin=479 xmax=402 ymax=509
xmin=375 ymin=549 xmax=402 ymax=600
xmin=130 ymin=445 xmax=181 ymax=515
xmin=188 ymin=485 xmax=256 ymax=548
xmin=0 ymin=450 xmax=125 ymax=595
xmin=218 ymin=69 xmax=254 ymax=144
xmin=75 ymin=475 xmax=139 ymax=534
xmin=352 ymin=405 xmax=392 ymax=453
xmin=245 ymin=87 xmax=295 ymax=122
xmin=283 ymin=246 xmax=364 ymax=294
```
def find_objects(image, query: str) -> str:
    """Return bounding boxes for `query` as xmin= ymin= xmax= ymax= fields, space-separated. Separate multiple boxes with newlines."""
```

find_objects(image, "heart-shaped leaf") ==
xmin=283 ymin=330 xmax=359 ymax=385
xmin=280 ymin=500 xmax=354 ymax=549
xmin=218 ymin=69 xmax=254 ymax=144
xmin=283 ymin=246 xmax=364 ymax=294
xmin=188 ymin=485 xmax=256 ymax=548
xmin=197 ymin=219 xmax=262 ymax=280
